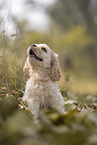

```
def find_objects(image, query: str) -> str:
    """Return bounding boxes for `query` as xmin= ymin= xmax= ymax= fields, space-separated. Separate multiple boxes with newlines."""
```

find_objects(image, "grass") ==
xmin=0 ymin=64 xmax=97 ymax=145
xmin=59 ymin=72 xmax=97 ymax=95
xmin=0 ymin=29 xmax=97 ymax=145
xmin=71 ymin=77 xmax=97 ymax=95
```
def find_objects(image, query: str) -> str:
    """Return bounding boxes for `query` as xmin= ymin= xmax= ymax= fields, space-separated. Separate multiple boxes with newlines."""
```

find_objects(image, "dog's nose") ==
xmin=32 ymin=43 xmax=37 ymax=47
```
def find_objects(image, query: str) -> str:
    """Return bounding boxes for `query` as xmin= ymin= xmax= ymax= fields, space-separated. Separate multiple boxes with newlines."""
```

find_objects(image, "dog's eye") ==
xmin=41 ymin=47 xmax=47 ymax=52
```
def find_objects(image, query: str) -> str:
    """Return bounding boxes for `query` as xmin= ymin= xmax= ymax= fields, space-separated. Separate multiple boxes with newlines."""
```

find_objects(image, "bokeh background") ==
xmin=0 ymin=1 xmax=97 ymax=145
xmin=0 ymin=0 xmax=97 ymax=95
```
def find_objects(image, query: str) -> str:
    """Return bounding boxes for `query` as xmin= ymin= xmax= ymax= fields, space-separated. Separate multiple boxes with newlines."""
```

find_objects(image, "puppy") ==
xmin=23 ymin=43 xmax=65 ymax=119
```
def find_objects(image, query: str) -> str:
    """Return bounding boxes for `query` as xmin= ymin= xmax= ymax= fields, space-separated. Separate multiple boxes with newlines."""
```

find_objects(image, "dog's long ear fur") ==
xmin=50 ymin=52 xmax=61 ymax=81
xmin=23 ymin=57 xmax=31 ymax=79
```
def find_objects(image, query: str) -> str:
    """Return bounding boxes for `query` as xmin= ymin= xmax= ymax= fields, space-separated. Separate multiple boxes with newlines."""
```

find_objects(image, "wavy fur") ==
xmin=23 ymin=44 xmax=65 ymax=119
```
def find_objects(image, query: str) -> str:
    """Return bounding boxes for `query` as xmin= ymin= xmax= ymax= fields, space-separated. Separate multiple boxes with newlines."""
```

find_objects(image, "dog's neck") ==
xmin=30 ymin=65 xmax=50 ymax=81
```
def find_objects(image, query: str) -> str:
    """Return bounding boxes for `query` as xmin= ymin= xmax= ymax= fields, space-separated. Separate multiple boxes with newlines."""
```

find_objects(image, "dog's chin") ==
xmin=28 ymin=55 xmax=43 ymax=67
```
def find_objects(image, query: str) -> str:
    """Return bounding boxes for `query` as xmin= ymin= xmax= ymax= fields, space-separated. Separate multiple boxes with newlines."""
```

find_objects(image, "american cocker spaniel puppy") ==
xmin=23 ymin=43 xmax=65 ymax=119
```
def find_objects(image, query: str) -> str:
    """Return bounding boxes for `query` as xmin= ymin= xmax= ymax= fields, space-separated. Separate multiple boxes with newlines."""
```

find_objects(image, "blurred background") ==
xmin=0 ymin=1 xmax=97 ymax=145
xmin=0 ymin=0 xmax=97 ymax=95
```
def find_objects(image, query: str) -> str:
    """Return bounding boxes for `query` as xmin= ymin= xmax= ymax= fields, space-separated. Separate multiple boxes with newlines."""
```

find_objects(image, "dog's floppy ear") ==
xmin=50 ymin=52 xmax=62 ymax=81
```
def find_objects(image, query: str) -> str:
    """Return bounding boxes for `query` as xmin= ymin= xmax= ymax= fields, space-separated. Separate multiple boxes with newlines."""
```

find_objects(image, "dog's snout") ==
xmin=32 ymin=43 xmax=37 ymax=47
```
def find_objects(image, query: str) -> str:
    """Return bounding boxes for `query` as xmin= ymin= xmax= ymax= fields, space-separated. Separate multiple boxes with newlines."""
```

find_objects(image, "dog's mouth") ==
xmin=29 ymin=49 xmax=43 ymax=61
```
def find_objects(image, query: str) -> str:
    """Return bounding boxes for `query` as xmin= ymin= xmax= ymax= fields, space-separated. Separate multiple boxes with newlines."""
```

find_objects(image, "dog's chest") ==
xmin=28 ymin=79 xmax=50 ymax=106
xmin=26 ymin=77 xmax=58 ymax=107
xmin=34 ymin=82 xmax=49 ymax=107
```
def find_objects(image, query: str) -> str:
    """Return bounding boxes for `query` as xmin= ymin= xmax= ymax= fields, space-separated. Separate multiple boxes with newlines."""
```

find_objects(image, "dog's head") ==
xmin=27 ymin=43 xmax=61 ymax=81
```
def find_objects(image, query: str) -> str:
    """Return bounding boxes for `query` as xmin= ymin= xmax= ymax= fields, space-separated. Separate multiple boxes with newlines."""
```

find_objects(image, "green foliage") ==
xmin=0 ymin=90 xmax=97 ymax=145
xmin=0 ymin=60 xmax=97 ymax=145
xmin=61 ymin=26 xmax=95 ymax=50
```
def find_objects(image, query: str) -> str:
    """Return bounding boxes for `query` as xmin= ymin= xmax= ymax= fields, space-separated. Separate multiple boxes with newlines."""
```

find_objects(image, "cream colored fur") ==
xmin=23 ymin=43 xmax=65 ymax=119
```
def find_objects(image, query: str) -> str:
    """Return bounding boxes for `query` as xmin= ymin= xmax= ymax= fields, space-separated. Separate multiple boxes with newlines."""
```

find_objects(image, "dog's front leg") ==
xmin=28 ymin=99 xmax=40 ymax=119
xmin=49 ymin=95 xmax=65 ymax=114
